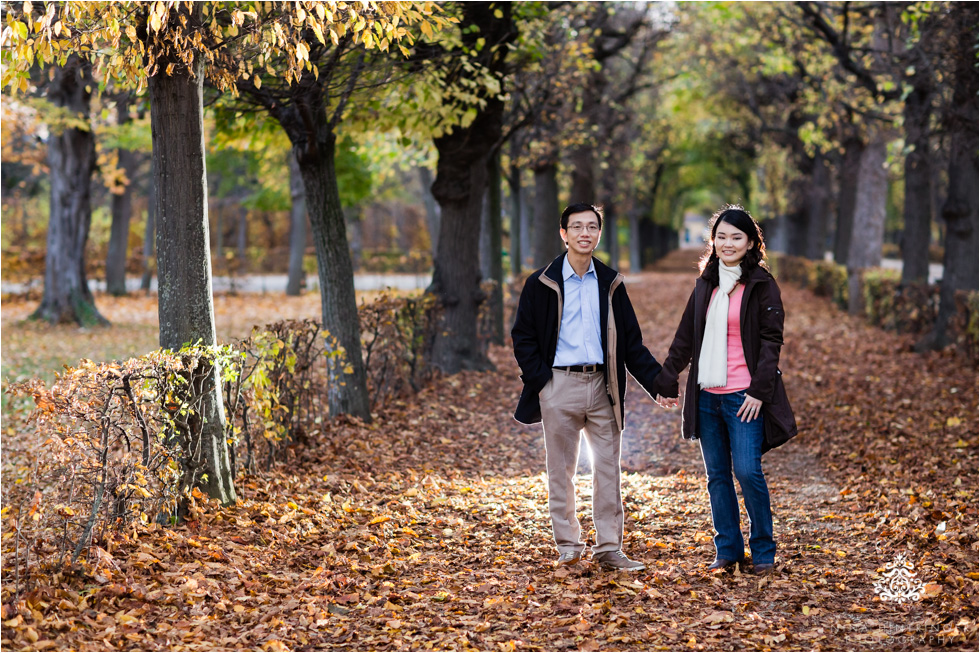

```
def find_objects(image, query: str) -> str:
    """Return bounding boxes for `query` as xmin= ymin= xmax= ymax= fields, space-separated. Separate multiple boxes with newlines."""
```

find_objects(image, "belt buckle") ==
xmin=583 ymin=364 xmax=597 ymax=373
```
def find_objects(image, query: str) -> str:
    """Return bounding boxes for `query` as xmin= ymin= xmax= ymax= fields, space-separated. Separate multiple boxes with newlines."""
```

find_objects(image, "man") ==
xmin=512 ymin=203 xmax=663 ymax=571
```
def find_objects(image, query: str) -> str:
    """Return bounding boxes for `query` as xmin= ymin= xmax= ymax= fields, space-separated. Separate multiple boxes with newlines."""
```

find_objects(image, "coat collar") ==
xmin=696 ymin=264 xmax=772 ymax=293
xmin=545 ymin=253 xmax=618 ymax=289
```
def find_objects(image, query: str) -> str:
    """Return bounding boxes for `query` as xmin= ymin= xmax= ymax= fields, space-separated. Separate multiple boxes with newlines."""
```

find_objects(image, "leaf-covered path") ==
xmin=2 ymin=263 xmax=977 ymax=651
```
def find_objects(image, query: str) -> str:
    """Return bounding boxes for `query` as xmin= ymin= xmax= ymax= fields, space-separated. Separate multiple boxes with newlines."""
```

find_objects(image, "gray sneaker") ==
xmin=556 ymin=551 xmax=582 ymax=567
xmin=593 ymin=551 xmax=646 ymax=572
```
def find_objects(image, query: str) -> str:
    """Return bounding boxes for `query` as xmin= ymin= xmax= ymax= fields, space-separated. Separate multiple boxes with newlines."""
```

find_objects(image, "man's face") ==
xmin=561 ymin=211 xmax=601 ymax=256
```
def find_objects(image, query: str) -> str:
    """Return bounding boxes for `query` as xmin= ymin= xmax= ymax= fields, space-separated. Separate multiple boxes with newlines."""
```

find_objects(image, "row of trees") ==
xmin=678 ymin=2 xmax=977 ymax=349
xmin=3 ymin=1 xmax=976 ymax=502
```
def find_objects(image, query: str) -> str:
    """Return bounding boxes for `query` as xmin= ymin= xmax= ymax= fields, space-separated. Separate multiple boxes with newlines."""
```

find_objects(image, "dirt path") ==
xmin=2 ymin=267 xmax=976 ymax=651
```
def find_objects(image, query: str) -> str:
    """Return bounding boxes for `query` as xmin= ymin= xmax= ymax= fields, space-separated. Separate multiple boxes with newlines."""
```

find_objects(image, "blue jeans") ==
xmin=698 ymin=390 xmax=775 ymax=564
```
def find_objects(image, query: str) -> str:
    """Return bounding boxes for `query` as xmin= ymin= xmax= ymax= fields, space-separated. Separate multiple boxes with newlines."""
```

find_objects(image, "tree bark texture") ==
xmin=479 ymin=189 xmax=491 ymax=280
xmin=833 ymin=136 xmax=863 ymax=264
xmin=149 ymin=50 xmax=236 ymax=505
xmin=296 ymin=134 xmax=371 ymax=418
xmin=32 ymin=55 xmax=107 ymax=327
xmin=803 ymin=153 xmax=831 ymax=260
xmin=532 ymin=163 xmax=562 ymax=267
xmin=520 ymin=184 xmax=532 ymax=271
xmin=603 ymin=201 xmax=620 ymax=269
xmin=900 ymin=73 xmax=934 ymax=284
xmin=507 ymin=162 xmax=522 ymax=277
xmin=919 ymin=2 xmax=979 ymax=349
xmin=487 ymin=150 xmax=504 ymax=345
xmin=428 ymin=1 xmax=515 ymax=374
xmin=141 ymin=158 xmax=156 ymax=291
xmin=846 ymin=138 xmax=888 ymax=315
xmin=569 ymin=145 xmax=594 ymax=205
xmin=106 ymin=96 xmax=136 ymax=296
xmin=627 ymin=207 xmax=641 ymax=273
xmin=783 ymin=201 xmax=808 ymax=257
xmin=286 ymin=151 xmax=308 ymax=296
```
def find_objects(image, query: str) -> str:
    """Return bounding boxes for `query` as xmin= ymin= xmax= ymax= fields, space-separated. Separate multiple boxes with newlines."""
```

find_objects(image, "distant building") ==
xmin=682 ymin=212 xmax=709 ymax=248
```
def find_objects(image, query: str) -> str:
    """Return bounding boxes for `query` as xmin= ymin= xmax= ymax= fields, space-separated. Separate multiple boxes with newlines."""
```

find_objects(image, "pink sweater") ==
xmin=705 ymin=284 xmax=751 ymax=394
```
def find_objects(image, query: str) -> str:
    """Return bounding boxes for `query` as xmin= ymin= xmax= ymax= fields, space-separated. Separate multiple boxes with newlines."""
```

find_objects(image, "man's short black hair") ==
xmin=561 ymin=203 xmax=603 ymax=230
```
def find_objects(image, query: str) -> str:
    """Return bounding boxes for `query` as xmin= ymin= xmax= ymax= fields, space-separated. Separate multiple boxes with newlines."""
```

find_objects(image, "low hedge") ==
xmin=773 ymin=254 xmax=978 ymax=353
xmin=1 ymin=292 xmax=452 ymax=589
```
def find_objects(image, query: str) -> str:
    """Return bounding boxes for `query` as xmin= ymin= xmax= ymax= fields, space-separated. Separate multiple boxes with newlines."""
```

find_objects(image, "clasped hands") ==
xmin=655 ymin=392 xmax=763 ymax=423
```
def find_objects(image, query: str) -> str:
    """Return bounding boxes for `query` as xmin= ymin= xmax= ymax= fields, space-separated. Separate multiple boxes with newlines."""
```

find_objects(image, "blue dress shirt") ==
xmin=553 ymin=256 xmax=604 ymax=366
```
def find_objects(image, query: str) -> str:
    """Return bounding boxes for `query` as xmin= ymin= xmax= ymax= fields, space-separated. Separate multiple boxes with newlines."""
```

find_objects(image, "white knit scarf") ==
xmin=698 ymin=262 xmax=742 ymax=389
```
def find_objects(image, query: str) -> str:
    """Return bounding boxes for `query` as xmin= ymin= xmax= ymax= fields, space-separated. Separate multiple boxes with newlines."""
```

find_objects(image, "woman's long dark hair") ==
xmin=698 ymin=205 xmax=768 ymax=286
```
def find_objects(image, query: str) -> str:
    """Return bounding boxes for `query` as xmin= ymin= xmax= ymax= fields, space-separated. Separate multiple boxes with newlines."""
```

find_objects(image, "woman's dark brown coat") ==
xmin=653 ymin=265 xmax=797 ymax=453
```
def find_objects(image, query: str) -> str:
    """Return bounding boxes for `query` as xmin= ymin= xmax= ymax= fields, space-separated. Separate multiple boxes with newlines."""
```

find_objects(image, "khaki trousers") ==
xmin=539 ymin=369 xmax=624 ymax=555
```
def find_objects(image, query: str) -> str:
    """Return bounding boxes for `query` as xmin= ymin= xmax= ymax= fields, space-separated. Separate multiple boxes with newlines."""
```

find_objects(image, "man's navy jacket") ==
xmin=511 ymin=253 xmax=663 ymax=432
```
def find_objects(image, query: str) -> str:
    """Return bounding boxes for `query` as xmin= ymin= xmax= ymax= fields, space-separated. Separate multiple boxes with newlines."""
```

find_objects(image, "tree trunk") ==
xmin=236 ymin=204 xmax=248 ymax=272
xmin=106 ymin=95 xmax=136 ymax=296
xmin=604 ymin=201 xmax=619 ymax=268
xmin=427 ymin=1 xmax=514 ymax=374
xmin=532 ymin=163 xmax=561 ymax=267
xmin=286 ymin=151 xmax=308 ymax=296
xmin=846 ymin=138 xmax=888 ymax=315
xmin=627 ymin=207 xmax=642 ymax=272
xmin=804 ymin=152 xmax=831 ymax=260
xmin=507 ymin=159 xmax=522 ymax=277
xmin=900 ymin=73 xmax=934 ymax=284
xmin=833 ymin=136 xmax=863 ymax=264
xmin=918 ymin=2 xmax=979 ymax=350
xmin=569 ymin=145 xmax=594 ymax=204
xmin=141 ymin=158 xmax=156 ymax=292
xmin=638 ymin=216 xmax=655 ymax=268
xmin=31 ymin=55 xmax=107 ymax=327
xmin=479 ymin=188 xmax=491 ymax=280
xmin=150 ymin=45 xmax=236 ymax=504
xmin=419 ymin=166 xmax=440 ymax=260
xmin=520 ymin=183 xmax=532 ymax=270
xmin=487 ymin=149 xmax=504 ymax=345
xmin=296 ymin=133 xmax=372 ymax=418
xmin=430 ymin=151 xmax=491 ymax=372
xmin=345 ymin=205 xmax=363 ymax=271
xmin=783 ymin=201 xmax=808 ymax=257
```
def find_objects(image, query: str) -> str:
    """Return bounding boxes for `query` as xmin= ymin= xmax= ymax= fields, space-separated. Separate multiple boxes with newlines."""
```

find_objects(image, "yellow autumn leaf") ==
xmin=295 ymin=40 xmax=309 ymax=61
xmin=946 ymin=416 xmax=961 ymax=427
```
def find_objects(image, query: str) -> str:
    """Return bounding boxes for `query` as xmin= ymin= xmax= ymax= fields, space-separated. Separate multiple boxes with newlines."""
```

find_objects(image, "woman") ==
xmin=654 ymin=205 xmax=796 ymax=575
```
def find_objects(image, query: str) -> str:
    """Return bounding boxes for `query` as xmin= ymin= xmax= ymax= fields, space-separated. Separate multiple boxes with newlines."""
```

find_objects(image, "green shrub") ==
xmin=862 ymin=268 xmax=902 ymax=328
xmin=813 ymin=261 xmax=848 ymax=309
xmin=777 ymin=256 xmax=976 ymax=355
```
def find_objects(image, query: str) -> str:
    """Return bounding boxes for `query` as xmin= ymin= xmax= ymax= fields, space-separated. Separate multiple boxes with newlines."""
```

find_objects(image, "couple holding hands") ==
xmin=512 ymin=203 xmax=797 ymax=576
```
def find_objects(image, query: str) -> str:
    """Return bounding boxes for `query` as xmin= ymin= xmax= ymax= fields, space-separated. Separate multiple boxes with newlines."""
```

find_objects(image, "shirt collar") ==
xmin=562 ymin=255 xmax=596 ymax=281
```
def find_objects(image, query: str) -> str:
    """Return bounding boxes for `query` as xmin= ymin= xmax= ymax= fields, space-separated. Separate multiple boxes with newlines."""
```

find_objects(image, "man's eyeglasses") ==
xmin=566 ymin=223 xmax=600 ymax=234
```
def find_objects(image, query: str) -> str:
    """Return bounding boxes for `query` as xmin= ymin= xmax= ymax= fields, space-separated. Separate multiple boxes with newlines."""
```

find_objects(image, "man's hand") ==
xmin=656 ymin=394 xmax=678 ymax=409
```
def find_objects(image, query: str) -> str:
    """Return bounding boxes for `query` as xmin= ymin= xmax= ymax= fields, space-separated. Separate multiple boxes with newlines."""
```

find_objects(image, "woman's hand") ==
xmin=737 ymin=393 xmax=763 ymax=422
xmin=656 ymin=394 xmax=679 ymax=409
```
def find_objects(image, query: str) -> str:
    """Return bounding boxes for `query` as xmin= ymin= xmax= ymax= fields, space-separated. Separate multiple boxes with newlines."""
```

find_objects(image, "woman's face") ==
xmin=713 ymin=220 xmax=752 ymax=266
